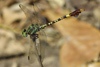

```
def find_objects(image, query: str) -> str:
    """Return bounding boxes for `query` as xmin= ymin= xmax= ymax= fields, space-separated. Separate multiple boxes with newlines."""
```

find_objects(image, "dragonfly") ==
xmin=19 ymin=3 xmax=85 ymax=67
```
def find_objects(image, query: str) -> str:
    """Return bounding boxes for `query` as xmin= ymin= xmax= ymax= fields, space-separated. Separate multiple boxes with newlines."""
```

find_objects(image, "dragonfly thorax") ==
xmin=22 ymin=24 xmax=40 ymax=37
xmin=27 ymin=24 xmax=40 ymax=35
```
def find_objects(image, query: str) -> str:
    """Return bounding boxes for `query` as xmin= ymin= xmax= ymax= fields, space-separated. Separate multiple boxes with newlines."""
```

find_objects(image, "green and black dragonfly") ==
xmin=19 ymin=3 xmax=84 ymax=67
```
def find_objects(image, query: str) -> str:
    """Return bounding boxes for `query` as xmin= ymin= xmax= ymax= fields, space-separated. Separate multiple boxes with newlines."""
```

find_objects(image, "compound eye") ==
xmin=23 ymin=29 xmax=26 ymax=32
xmin=22 ymin=29 xmax=27 ymax=37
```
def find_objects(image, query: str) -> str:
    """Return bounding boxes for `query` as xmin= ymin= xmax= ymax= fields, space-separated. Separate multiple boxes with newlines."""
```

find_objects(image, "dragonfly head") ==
xmin=22 ymin=29 xmax=27 ymax=37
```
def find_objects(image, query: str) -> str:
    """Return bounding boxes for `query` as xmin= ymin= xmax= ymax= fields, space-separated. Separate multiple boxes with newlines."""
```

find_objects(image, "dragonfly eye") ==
xmin=22 ymin=29 xmax=27 ymax=37
xmin=32 ymin=24 xmax=34 ymax=26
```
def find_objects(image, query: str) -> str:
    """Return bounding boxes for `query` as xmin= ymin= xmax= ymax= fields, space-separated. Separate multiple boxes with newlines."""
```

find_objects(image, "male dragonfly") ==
xmin=19 ymin=3 xmax=84 ymax=67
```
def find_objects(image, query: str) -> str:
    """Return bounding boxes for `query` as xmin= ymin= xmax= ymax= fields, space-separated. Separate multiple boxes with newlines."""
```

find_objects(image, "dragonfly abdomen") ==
xmin=47 ymin=15 xmax=72 ymax=28
xmin=46 ymin=9 xmax=85 ymax=26
xmin=38 ymin=14 xmax=71 ymax=31
xmin=39 ymin=9 xmax=85 ymax=31
xmin=39 ymin=14 xmax=71 ymax=30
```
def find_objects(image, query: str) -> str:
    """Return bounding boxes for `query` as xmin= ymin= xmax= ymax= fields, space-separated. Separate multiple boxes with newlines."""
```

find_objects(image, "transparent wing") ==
xmin=19 ymin=4 xmax=39 ymax=25
xmin=36 ymin=29 xmax=47 ymax=62
xmin=19 ymin=3 xmax=47 ymax=63
xmin=32 ymin=4 xmax=46 ymax=25
xmin=19 ymin=4 xmax=46 ymax=25
xmin=34 ymin=4 xmax=47 ymax=62
xmin=28 ymin=38 xmax=38 ymax=64
xmin=32 ymin=3 xmax=47 ymax=62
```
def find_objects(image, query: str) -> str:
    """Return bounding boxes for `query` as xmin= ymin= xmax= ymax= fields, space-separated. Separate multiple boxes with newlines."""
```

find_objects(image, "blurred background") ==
xmin=0 ymin=0 xmax=100 ymax=67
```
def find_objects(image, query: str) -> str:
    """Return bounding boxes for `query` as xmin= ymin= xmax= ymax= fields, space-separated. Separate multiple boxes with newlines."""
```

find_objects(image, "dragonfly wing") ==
xmin=31 ymin=4 xmax=46 ymax=25
xmin=19 ymin=4 xmax=39 ymax=25
xmin=19 ymin=4 xmax=33 ymax=22
xmin=28 ymin=38 xmax=38 ymax=64
xmin=36 ymin=29 xmax=47 ymax=62
xmin=19 ymin=3 xmax=47 ymax=63
xmin=34 ymin=4 xmax=47 ymax=62
xmin=31 ymin=4 xmax=47 ymax=62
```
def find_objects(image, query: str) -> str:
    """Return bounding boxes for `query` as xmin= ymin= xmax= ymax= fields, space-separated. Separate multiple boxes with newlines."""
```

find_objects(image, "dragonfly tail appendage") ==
xmin=69 ymin=9 xmax=85 ymax=17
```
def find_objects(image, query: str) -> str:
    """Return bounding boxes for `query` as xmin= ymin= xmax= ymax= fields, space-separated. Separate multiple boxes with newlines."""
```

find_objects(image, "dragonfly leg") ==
xmin=30 ymin=34 xmax=39 ymax=41
xmin=35 ymin=34 xmax=39 ymax=38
